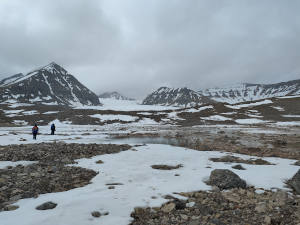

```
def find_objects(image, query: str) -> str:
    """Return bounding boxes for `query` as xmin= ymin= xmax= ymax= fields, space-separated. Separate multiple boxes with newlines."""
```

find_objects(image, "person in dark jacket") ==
xmin=32 ymin=124 xmax=39 ymax=140
xmin=51 ymin=123 xmax=56 ymax=135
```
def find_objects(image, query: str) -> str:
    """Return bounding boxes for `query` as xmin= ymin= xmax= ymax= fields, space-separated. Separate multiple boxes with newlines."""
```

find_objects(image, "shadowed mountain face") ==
xmin=142 ymin=87 xmax=215 ymax=107
xmin=99 ymin=91 xmax=135 ymax=101
xmin=0 ymin=62 xmax=101 ymax=106
xmin=199 ymin=80 xmax=300 ymax=104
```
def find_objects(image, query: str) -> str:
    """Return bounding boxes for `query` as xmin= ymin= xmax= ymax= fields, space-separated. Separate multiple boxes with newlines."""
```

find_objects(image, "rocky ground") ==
xmin=130 ymin=188 xmax=300 ymax=225
xmin=1 ymin=108 xmax=300 ymax=224
xmin=0 ymin=143 xmax=131 ymax=211
xmin=131 ymin=168 xmax=300 ymax=225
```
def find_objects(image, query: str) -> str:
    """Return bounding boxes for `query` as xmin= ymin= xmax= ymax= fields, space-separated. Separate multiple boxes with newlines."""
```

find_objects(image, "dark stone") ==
xmin=36 ymin=201 xmax=57 ymax=210
xmin=294 ymin=161 xmax=300 ymax=166
xmin=174 ymin=200 xmax=186 ymax=210
xmin=288 ymin=169 xmax=300 ymax=194
xmin=91 ymin=211 xmax=101 ymax=218
xmin=232 ymin=164 xmax=246 ymax=170
xmin=207 ymin=169 xmax=247 ymax=190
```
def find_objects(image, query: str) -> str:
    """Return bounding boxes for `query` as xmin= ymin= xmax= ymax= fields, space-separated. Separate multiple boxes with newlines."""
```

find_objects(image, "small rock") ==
xmin=264 ymin=216 xmax=272 ymax=224
xmin=103 ymin=211 xmax=109 ymax=216
xmin=134 ymin=207 xmax=144 ymax=215
xmin=91 ymin=211 xmax=101 ymax=218
xmin=96 ymin=160 xmax=104 ymax=164
xmin=151 ymin=164 xmax=183 ymax=170
xmin=36 ymin=201 xmax=57 ymax=210
xmin=161 ymin=202 xmax=176 ymax=213
xmin=175 ymin=200 xmax=186 ymax=210
xmin=108 ymin=186 xmax=115 ymax=189
xmin=180 ymin=214 xmax=188 ymax=220
xmin=4 ymin=205 xmax=19 ymax=211
xmin=255 ymin=202 xmax=267 ymax=213
xmin=232 ymin=164 xmax=246 ymax=170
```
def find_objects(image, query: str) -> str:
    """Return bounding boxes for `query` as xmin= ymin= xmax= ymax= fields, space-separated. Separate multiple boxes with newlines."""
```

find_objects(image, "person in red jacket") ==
xmin=32 ymin=124 xmax=39 ymax=140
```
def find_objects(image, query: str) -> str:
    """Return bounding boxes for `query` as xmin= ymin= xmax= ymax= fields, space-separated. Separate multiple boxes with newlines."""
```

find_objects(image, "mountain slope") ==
xmin=0 ymin=62 xmax=101 ymax=106
xmin=142 ymin=87 xmax=214 ymax=106
xmin=199 ymin=80 xmax=300 ymax=104
xmin=99 ymin=91 xmax=134 ymax=101
xmin=0 ymin=73 xmax=24 ymax=87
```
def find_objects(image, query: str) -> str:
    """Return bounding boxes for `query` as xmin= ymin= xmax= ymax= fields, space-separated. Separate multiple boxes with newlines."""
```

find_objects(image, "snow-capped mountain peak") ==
xmin=0 ymin=62 xmax=101 ymax=106
xmin=37 ymin=62 xmax=68 ymax=75
xmin=142 ymin=87 xmax=214 ymax=106
xmin=98 ymin=91 xmax=135 ymax=101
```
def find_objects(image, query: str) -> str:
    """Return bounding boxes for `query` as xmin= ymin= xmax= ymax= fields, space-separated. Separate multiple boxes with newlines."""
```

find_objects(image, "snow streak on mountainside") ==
xmin=0 ymin=62 xmax=100 ymax=106
xmin=98 ymin=91 xmax=134 ymax=101
xmin=199 ymin=80 xmax=300 ymax=104
xmin=142 ymin=87 xmax=214 ymax=107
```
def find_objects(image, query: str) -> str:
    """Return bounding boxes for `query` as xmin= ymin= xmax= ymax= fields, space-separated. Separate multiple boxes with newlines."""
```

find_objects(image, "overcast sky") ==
xmin=0 ymin=0 xmax=300 ymax=98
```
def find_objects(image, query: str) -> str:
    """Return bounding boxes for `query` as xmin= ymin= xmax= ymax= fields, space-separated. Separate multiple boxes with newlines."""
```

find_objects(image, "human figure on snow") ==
xmin=32 ymin=124 xmax=39 ymax=140
xmin=51 ymin=123 xmax=56 ymax=135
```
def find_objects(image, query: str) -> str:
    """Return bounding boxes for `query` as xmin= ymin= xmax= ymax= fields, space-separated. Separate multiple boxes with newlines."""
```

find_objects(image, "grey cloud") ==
xmin=0 ymin=0 xmax=300 ymax=99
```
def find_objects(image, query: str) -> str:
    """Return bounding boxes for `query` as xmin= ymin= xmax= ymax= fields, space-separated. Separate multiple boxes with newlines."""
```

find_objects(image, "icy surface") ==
xmin=0 ymin=144 xmax=298 ymax=225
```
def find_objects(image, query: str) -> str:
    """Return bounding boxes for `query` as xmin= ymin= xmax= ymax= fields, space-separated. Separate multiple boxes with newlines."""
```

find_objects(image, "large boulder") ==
xmin=288 ymin=169 xmax=300 ymax=194
xmin=207 ymin=169 xmax=246 ymax=190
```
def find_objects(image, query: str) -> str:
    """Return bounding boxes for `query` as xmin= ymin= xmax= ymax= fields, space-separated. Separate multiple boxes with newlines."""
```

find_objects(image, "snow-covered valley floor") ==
xmin=0 ymin=144 xmax=299 ymax=225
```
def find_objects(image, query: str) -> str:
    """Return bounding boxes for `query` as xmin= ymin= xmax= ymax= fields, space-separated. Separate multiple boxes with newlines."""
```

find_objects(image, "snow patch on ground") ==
xmin=43 ymin=111 xmax=60 ymax=115
xmin=226 ymin=100 xmax=273 ymax=109
xmin=235 ymin=119 xmax=268 ymax=124
xmin=272 ymin=106 xmax=285 ymax=111
xmin=201 ymin=115 xmax=232 ymax=121
xmin=183 ymin=105 xmax=214 ymax=113
xmin=275 ymin=121 xmax=300 ymax=126
xmin=282 ymin=115 xmax=300 ymax=118
xmin=22 ymin=110 xmax=38 ymax=115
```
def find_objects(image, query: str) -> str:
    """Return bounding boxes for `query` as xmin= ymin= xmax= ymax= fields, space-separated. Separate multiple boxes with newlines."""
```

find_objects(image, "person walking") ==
xmin=51 ymin=123 xmax=56 ymax=135
xmin=32 ymin=124 xmax=39 ymax=140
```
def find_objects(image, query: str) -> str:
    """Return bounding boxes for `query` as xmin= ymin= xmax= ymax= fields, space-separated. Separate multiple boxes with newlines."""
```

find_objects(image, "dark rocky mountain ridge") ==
xmin=0 ymin=62 xmax=100 ymax=106
xmin=142 ymin=87 xmax=215 ymax=106
xmin=143 ymin=79 xmax=300 ymax=106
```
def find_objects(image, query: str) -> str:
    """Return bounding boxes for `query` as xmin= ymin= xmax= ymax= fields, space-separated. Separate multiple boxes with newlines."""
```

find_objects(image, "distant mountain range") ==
xmin=142 ymin=87 xmax=214 ymax=107
xmin=143 ymin=80 xmax=300 ymax=106
xmin=0 ymin=62 xmax=100 ymax=106
xmin=99 ymin=91 xmax=135 ymax=101
xmin=1 ymin=63 xmax=299 ymax=107
xmin=199 ymin=80 xmax=300 ymax=104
